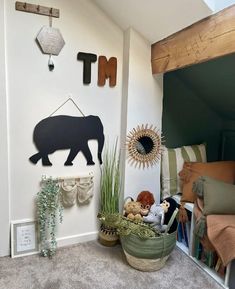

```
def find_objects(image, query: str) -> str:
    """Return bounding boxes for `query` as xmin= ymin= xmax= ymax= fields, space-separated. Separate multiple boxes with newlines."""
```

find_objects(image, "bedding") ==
xmin=161 ymin=143 xmax=206 ymax=199
xmin=193 ymin=176 xmax=235 ymax=266
xmin=194 ymin=198 xmax=235 ymax=266
xmin=179 ymin=161 xmax=235 ymax=203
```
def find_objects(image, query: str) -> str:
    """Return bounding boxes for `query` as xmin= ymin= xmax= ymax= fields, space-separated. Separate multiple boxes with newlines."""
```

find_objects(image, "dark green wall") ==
xmin=223 ymin=120 xmax=235 ymax=131
xmin=175 ymin=54 xmax=235 ymax=121
xmin=162 ymin=73 xmax=222 ymax=161
xmin=221 ymin=121 xmax=235 ymax=161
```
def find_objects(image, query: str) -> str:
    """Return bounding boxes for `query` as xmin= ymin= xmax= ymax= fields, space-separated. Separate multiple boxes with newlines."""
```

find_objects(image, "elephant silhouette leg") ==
xmin=98 ymin=134 xmax=104 ymax=164
xmin=29 ymin=152 xmax=42 ymax=164
xmin=81 ymin=144 xmax=95 ymax=165
xmin=42 ymin=154 xmax=52 ymax=166
xmin=64 ymin=148 xmax=80 ymax=166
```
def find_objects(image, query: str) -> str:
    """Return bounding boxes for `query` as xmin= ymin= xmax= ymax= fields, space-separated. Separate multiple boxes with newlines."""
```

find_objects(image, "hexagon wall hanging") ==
xmin=36 ymin=26 xmax=65 ymax=55
xmin=36 ymin=24 xmax=65 ymax=71
xmin=15 ymin=2 xmax=64 ymax=71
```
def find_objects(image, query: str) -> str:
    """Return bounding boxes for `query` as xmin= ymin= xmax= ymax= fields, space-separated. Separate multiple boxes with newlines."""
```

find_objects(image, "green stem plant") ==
xmin=37 ymin=177 xmax=63 ymax=257
xmin=100 ymin=139 xmax=121 ymax=215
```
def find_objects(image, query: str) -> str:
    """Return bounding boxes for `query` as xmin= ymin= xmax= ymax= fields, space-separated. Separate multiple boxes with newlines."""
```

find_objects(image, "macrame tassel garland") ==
xmin=179 ymin=166 xmax=192 ymax=183
xmin=192 ymin=176 xmax=205 ymax=198
xmin=195 ymin=215 xmax=206 ymax=238
xmin=178 ymin=202 xmax=189 ymax=223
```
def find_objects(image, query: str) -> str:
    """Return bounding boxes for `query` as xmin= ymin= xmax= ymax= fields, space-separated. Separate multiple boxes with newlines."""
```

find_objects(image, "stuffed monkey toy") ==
xmin=137 ymin=191 xmax=155 ymax=216
xmin=163 ymin=197 xmax=178 ymax=233
xmin=143 ymin=197 xmax=178 ymax=233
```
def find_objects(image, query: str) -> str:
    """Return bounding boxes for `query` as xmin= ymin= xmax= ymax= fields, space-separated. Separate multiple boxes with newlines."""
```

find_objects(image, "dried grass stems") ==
xmin=100 ymin=139 xmax=121 ymax=215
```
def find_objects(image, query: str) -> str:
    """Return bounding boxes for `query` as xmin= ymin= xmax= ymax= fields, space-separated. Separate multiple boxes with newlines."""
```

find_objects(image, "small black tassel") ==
xmin=48 ymin=55 xmax=54 ymax=71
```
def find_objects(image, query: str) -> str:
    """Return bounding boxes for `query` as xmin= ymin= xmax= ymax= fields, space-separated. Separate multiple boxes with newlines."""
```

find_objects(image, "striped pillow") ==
xmin=161 ymin=143 xmax=207 ymax=198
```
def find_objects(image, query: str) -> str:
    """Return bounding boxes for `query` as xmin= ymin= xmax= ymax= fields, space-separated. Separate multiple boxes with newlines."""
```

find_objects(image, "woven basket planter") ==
xmin=98 ymin=224 xmax=119 ymax=247
xmin=120 ymin=230 xmax=177 ymax=271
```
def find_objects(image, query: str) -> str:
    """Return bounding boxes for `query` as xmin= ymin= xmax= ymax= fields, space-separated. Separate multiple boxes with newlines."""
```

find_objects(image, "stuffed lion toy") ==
xmin=124 ymin=201 xmax=143 ymax=221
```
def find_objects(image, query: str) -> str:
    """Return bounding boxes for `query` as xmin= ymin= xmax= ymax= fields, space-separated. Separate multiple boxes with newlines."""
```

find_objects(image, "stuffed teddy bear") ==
xmin=124 ymin=201 xmax=143 ymax=221
xmin=143 ymin=197 xmax=178 ymax=232
xmin=136 ymin=191 xmax=155 ymax=216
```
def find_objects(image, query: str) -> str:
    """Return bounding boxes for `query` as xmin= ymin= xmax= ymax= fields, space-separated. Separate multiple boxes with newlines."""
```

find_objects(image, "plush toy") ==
xmin=124 ymin=201 xmax=143 ymax=221
xmin=136 ymin=191 xmax=155 ymax=216
xmin=143 ymin=200 xmax=170 ymax=232
xmin=162 ymin=197 xmax=178 ymax=233
xmin=143 ymin=198 xmax=178 ymax=232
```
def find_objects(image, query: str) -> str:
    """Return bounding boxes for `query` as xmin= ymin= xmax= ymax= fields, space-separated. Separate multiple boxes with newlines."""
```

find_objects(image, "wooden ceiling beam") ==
xmin=151 ymin=4 xmax=235 ymax=74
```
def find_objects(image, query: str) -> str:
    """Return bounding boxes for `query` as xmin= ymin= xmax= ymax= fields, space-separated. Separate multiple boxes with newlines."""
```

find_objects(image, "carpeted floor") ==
xmin=0 ymin=241 xmax=223 ymax=289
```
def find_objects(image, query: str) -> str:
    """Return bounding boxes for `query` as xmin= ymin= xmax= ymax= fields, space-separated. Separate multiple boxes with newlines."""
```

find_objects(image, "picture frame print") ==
xmin=11 ymin=219 xmax=39 ymax=258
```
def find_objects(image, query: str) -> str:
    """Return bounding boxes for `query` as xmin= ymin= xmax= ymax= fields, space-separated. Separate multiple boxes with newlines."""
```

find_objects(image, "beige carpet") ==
xmin=0 ymin=241 xmax=223 ymax=289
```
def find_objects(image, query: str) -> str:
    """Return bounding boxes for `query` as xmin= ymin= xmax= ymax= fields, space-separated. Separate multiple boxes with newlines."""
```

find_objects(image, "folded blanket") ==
xmin=207 ymin=214 xmax=235 ymax=266
xmin=194 ymin=197 xmax=235 ymax=266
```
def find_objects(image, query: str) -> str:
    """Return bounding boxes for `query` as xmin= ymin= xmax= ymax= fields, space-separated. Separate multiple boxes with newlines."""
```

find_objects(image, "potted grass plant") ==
xmin=98 ymin=139 xmax=121 ymax=246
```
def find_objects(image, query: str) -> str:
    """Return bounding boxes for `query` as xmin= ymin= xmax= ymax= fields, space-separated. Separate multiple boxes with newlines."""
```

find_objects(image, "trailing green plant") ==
xmin=98 ymin=213 xmax=161 ymax=238
xmin=100 ymin=140 xmax=121 ymax=215
xmin=37 ymin=177 xmax=63 ymax=257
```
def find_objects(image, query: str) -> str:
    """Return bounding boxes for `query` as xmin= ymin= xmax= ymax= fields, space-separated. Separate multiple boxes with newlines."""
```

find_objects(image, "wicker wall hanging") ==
xmin=126 ymin=124 xmax=162 ymax=169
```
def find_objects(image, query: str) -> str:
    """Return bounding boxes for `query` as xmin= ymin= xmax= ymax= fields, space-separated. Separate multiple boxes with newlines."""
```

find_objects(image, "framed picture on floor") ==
xmin=11 ymin=219 xmax=39 ymax=258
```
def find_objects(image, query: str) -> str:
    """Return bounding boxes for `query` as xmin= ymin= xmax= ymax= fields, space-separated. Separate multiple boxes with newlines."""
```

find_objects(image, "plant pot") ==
xmin=98 ymin=224 xmax=119 ymax=247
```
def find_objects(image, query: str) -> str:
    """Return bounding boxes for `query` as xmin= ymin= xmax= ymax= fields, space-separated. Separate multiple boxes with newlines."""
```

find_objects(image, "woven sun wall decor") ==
xmin=126 ymin=124 xmax=163 ymax=169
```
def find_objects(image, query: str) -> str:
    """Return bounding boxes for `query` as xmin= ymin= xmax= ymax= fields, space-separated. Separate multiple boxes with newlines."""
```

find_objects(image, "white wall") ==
xmin=3 ymin=0 xmax=123 ymax=253
xmin=122 ymin=28 xmax=163 ymax=203
xmin=0 ymin=0 xmax=10 ymax=256
xmin=1 ymin=1 xmax=163 ymax=257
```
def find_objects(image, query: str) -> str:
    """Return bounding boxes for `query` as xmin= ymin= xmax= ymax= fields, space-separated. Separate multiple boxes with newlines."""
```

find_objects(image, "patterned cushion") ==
xmin=161 ymin=143 xmax=207 ymax=198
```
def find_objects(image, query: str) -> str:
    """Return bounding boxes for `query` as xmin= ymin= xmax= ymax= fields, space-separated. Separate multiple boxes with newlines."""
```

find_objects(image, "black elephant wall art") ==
xmin=29 ymin=115 xmax=105 ymax=166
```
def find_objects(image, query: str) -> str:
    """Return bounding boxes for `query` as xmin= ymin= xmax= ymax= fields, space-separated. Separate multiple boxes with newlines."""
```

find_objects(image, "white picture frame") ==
xmin=11 ymin=219 xmax=39 ymax=258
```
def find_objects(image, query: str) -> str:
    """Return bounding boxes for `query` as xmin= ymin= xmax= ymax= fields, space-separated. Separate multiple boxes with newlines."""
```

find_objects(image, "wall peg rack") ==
xmin=15 ymin=1 xmax=60 ymax=18
xmin=41 ymin=172 xmax=94 ymax=183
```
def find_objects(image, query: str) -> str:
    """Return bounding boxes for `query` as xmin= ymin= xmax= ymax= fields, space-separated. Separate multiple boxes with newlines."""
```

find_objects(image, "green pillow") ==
xmin=195 ymin=176 xmax=235 ymax=215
